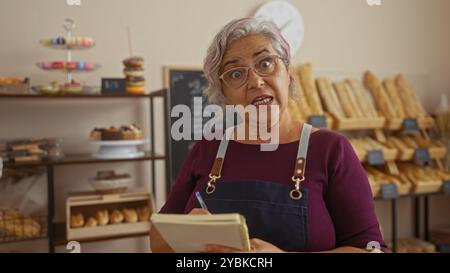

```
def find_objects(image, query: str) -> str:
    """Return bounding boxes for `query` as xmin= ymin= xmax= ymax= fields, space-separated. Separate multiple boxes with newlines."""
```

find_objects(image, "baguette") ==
xmin=343 ymin=81 xmax=364 ymax=118
xmin=395 ymin=74 xmax=427 ymax=118
xmin=383 ymin=79 xmax=406 ymax=119
xmin=334 ymin=81 xmax=357 ymax=118
xmin=297 ymin=63 xmax=323 ymax=114
xmin=291 ymin=68 xmax=312 ymax=118
xmin=316 ymin=77 xmax=345 ymax=118
xmin=363 ymin=71 xmax=397 ymax=119
xmin=346 ymin=79 xmax=378 ymax=118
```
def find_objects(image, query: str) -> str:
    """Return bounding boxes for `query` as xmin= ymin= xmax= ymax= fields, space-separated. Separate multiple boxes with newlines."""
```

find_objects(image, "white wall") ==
xmin=0 ymin=0 xmax=449 ymax=252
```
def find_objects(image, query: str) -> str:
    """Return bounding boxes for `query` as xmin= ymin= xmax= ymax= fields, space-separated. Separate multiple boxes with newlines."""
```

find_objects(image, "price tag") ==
xmin=414 ymin=148 xmax=431 ymax=166
xmin=308 ymin=115 xmax=327 ymax=129
xmin=443 ymin=180 xmax=450 ymax=195
xmin=367 ymin=150 xmax=385 ymax=166
xmin=402 ymin=118 xmax=419 ymax=135
xmin=101 ymin=78 xmax=126 ymax=95
xmin=380 ymin=183 xmax=399 ymax=199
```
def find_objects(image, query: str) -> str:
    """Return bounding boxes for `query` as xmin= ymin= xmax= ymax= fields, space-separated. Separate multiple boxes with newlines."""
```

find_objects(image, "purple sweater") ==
xmin=160 ymin=129 xmax=386 ymax=252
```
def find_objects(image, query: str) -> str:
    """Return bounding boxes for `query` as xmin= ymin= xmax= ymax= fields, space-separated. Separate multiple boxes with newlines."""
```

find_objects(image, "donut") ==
xmin=126 ymin=85 xmax=145 ymax=94
xmin=123 ymin=56 xmax=144 ymax=68
xmin=124 ymin=67 xmax=144 ymax=77
xmin=126 ymin=76 xmax=145 ymax=86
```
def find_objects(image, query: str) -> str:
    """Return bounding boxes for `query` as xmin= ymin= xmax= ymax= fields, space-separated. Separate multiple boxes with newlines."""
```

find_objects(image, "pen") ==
xmin=195 ymin=191 xmax=208 ymax=210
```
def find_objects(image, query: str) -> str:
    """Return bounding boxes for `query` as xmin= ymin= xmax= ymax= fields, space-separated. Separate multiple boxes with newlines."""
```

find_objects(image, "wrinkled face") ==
xmin=219 ymin=34 xmax=291 ymax=114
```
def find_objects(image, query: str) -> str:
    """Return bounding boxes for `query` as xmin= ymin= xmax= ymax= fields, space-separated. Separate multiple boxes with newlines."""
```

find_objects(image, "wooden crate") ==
xmin=356 ymin=148 xmax=398 ymax=162
xmin=386 ymin=116 xmax=435 ymax=130
xmin=429 ymin=146 xmax=447 ymax=159
xmin=333 ymin=117 xmax=386 ymax=131
xmin=66 ymin=191 xmax=155 ymax=241
xmin=396 ymin=148 xmax=415 ymax=161
xmin=411 ymin=179 xmax=443 ymax=194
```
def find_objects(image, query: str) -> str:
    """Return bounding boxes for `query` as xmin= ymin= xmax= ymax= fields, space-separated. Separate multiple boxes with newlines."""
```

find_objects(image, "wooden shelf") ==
xmin=53 ymin=222 xmax=148 ymax=246
xmin=4 ymin=151 xmax=165 ymax=167
xmin=0 ymin=88 xmax=166 ymax=99
xmin=0 ymin=93 xmax=151 ymax=99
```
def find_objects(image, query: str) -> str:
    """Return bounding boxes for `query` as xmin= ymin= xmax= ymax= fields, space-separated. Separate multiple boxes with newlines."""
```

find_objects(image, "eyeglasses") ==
xmin=219 ymin=54 xmax=286 ymax=88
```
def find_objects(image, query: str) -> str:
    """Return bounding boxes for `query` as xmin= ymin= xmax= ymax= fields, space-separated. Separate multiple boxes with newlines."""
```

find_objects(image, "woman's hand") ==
xmin=203 ymin=238 xmax=285 ymax=253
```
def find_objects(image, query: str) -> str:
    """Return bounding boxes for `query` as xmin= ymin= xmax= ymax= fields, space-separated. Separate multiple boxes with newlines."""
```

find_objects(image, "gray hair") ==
xmin=203 ymin=17 xmax=296 ymax=106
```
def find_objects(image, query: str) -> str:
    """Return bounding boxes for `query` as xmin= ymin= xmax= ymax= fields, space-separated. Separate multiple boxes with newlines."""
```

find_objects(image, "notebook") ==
xmin=150 ymin=213 xmax=251 ymax=253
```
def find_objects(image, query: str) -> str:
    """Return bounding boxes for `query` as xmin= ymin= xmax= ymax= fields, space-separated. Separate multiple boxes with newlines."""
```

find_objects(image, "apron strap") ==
xmin=293 ymin=123 xmax=312 ymax=180
xmin=210 ymin=127 xmax=233 ymax=178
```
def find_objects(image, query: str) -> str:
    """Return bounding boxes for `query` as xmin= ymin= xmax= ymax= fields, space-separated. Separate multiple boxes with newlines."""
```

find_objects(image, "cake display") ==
xmin=89 ymin=124 xmax=143 ymax=141
xmin=89 ymin=124 xmax=147 ymax=159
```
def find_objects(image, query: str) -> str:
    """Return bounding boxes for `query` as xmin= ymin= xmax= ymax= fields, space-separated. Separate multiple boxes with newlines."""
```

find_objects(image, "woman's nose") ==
xmin=247 ymin=68 xmax=265 ymax=89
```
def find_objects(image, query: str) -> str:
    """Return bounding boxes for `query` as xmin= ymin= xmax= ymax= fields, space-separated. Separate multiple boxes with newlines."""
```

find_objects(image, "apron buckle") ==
xmin=206 ymin=174 xmax=220 ymax=194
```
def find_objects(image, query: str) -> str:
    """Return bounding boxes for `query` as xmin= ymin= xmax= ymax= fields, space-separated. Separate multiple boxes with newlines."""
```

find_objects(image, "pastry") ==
xmin=126 ymin=76 xmax=145 ymax=87
xmin=51 ymin=61 xmax=65 ymax=69
xmin=124 ymin=67 xmax=145 ymax=78
xmin=95 ymin=210 xmax=109 ymax=226
xmin=122 ymin=208 xmax=138 ymax=223
xmin=137 ymin=206 xmax=150 ymax=222
xmin=62 ymin=81 xmax=83 ymax=94
xmin=66 ymin=61 xmax=77 ymax=70
xmin=101 ymin=126 xmax=123 ymax=140
xmin=70 ymin=213 xmax=84 ymax=228
xmin=121 ymin=124 xmax=144 ymax=140
xmin=39 ymin=81 xmax=61 ymax=95
xmin=109 ymin=209 xmax=124 ymax=224
xmin=126 ymin=85 xmax=145 ymax=95
xmin=123 ymin=56 xmax=144 ymax=68
xmin=85 ymin=217 xmax=98 ymax=227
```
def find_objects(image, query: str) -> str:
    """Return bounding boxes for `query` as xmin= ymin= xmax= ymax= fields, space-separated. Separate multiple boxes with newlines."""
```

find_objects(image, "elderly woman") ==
xmin=151 ymin=17 xmax=386 ymax=253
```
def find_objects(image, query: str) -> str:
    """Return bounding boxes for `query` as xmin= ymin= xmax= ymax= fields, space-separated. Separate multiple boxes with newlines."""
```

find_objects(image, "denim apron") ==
xmin=196 ymin=124 xmax=312 ymax=252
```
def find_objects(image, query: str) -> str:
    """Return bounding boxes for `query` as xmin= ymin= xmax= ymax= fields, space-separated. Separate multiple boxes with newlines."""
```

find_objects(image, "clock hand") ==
xmin=280 ymin=18 xmax=293 ymax=31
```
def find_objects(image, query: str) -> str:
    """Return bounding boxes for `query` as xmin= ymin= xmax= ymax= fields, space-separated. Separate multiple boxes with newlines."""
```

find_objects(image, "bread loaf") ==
xmin=383 ymin=79 xmax=406 ymax=119
xmin=363 ymin=71 xmax=397 ymax=119
xmin=334 ymin=81 xmax=356 ymax=118
xmin=297 ymin=63 xmax=323 ymax=114
xmin=346 ymin=79 xmax=378 ymax=118
xmin=316 ymin=77 xmax=345 ymax=118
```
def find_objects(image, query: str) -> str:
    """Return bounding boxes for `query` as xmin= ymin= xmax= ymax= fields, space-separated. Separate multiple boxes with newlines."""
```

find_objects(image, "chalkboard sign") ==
xmin=101 ymin=78 xmax=126 ymax=95
xmin=164 ymin=67 xmax=210 ymax=189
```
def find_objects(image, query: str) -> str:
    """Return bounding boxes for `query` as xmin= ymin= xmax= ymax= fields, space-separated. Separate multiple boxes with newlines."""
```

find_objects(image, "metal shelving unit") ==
xmin=0 ymin=89 xmax=169 ymax=252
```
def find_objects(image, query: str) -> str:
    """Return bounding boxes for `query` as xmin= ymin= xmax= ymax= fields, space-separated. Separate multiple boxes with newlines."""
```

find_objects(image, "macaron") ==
xmin=126 ymin=76 xmax=145 ymax=86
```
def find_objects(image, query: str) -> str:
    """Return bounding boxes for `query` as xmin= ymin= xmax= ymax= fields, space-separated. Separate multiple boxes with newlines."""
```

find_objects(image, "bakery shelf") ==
xmin=386 ymin=116 xmax=435 ymax=130
xmin=0 ymin=93 xmax=154 ymax=99
xmin=4 ymin=151 xmax=165 ymax=167
xmin=0 ymin=214 xmax=48 ymax=245
xmin=333 ymin=117 xmax=386 ymax=131
xmin=53 ymin=222 xmax=148 ymax=246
